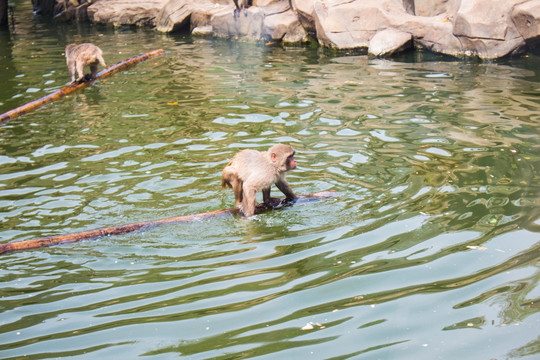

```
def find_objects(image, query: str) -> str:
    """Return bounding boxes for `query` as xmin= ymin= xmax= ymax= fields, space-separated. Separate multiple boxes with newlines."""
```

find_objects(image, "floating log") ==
xmin=0 ymin=191 xmax=337 ymax=254
xmin=0 ymin=48 xmax=165 ymax=123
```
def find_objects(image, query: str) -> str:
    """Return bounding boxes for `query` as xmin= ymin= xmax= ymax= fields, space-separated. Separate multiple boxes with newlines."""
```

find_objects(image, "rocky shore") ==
xmin=55 ymin=0 xmax=540 ymax=59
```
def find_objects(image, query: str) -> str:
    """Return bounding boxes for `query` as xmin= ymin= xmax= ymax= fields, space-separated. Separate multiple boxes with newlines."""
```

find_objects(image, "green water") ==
xmin=1 ymin=2 xmax=539 ymax=359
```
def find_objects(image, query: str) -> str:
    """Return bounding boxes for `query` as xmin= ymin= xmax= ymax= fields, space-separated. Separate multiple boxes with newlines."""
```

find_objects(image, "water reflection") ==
xmin=0 ymin=2 xmax=539 ymax=359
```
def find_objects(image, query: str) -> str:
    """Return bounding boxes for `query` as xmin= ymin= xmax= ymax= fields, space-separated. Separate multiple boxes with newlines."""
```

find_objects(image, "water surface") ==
xmin=0 ymin=2 xmax=539 ymax=359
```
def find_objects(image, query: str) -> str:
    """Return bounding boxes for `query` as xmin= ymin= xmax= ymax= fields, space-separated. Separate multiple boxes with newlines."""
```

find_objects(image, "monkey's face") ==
xmin=286 ymin=152 xmax=297 ymax=170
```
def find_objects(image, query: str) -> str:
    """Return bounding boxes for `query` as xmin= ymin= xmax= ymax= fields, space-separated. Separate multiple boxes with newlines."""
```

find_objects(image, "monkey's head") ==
xmin=269 ymin=144 xmax=296 ymax=172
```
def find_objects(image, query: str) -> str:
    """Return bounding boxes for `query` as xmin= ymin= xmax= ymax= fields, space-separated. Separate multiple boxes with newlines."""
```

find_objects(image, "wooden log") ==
xmin=0 ymin=191 xmax=337 ymax=254
xmin=0 ymin=48 xmax=165 ymax=123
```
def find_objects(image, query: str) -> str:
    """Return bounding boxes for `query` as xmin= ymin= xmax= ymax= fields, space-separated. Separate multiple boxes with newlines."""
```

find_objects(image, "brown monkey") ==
xmin=222 ymin=144 xmax=297 ymax=217
xmin=65 ymin=43 xmax=106 ymax=83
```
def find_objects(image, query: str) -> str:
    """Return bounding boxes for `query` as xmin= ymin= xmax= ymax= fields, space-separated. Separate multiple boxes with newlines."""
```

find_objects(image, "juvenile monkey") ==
xmin=65 ymin=43 xmax=106 ymax=83
xmin=222 ymin=144 xmax=297 ymax=217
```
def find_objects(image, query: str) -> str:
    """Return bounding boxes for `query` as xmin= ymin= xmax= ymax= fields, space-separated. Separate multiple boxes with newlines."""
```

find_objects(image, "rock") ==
xmin=82 ymin=0 xmax=540 ymax=59
xmin=368 ymin=28 xmax=412 ymax=56
xmin=291 ymin=0 xmax=317 ymax=36
xmin=397 ymin=16 xmax=462 ymax=57
xmin=453 ymin=0 xmax=511 ymax=40
xmin=190 ymin=2 xmax=230 ymax=30
xmin=413 ymin=0 xmax=460 ymax=17
xmin=54 ymin=0 xmax=91 ymax=22
xmin=88 ymin=0 xmax=167 ymax=27
xmin=512 ymin=1 xmax=540 ymax=40
xmin=264 ymin=9 xmax=308 ymax=43
xmin=453 ymin=0 xmax=527 ymax=58
xmin=263 ymin=1 xmax=308 ymax=42
xmin=211 ymin=0 xmax=307 ymax=42
xmin=192 ymin=25 xmax=213 ymax=36
xmin=155 ymin=0 xmax=192 ymax=32
xmin=212 ymin=6 xmax=265 ymax=40
xmin=156 ymin=0 xmax=226 ymax=33
xmin=313 ymin=0 xmax=405 ymax=49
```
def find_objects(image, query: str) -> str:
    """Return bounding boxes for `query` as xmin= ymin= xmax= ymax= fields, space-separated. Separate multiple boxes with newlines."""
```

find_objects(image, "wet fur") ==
xmin=65 ymin=43 xmax=106 ymax=83
xmin=222 ymin=144 xmax=296 ymax=217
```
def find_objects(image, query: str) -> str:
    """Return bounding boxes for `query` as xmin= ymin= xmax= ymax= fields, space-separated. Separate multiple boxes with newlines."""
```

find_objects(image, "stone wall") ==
xmin=59 ymin=0 xmax=540 ymax=59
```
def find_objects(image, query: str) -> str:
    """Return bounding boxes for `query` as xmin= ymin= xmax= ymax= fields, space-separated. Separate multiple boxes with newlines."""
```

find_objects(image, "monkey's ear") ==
xmin=271 ymin=152 xmax=278 ymax=162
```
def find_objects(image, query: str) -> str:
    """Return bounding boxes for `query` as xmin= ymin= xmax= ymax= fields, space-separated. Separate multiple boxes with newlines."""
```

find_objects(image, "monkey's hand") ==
xmin=264 ymin=197 xmax=282 ymax=208
xmin=282 ymin=196 xmax=297 ymax=206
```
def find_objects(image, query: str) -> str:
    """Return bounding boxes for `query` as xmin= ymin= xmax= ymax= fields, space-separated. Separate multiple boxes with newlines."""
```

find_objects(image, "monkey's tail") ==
xmin=97 ymin=53 xmax=106 ymax=67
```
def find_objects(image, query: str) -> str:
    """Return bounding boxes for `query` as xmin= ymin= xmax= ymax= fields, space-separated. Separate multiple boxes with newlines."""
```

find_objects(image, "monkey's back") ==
xmin=230 ymin=149 xmax=279 ymax=188
xmin=65 ymin=43 xmax=105 ymax=66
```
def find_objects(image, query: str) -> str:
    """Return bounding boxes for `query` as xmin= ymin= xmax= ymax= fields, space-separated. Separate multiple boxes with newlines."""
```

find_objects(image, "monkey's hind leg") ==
xmin=222 ymin=167 xmax=243 ymax=208
xmin=75 ymin=61 xmax=86 ymax=83
xmin=67 ymin=60 xmax=77 ymax=83
xmin=231 ymin=179 xmax=244 ymax=208
xmin=241 ymin=184 xmax=257 ymax=217
xmin=89 ymin=62 xmax=99 ymax=80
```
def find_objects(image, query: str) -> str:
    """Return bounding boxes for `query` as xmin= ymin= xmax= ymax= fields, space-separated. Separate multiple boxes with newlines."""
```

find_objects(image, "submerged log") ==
xmin=0 ymin=48 xmax=165 ymax=123
xmin=0 ymin=191 xmax=337 ymax=254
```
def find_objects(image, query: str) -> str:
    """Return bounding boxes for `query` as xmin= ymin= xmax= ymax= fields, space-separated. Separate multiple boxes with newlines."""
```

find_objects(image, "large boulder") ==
xmin=313 ymin=0 xmax=398 ymax=49
xmin=512 ymin=1 xmax=540 ymax=41
xmin=452 ymin=0 xmax=527 ymax=58
xmin=88 ymin=0 xmax=168 ymax=27
xmin=211 ymin=6 xmax=266 ymax=40
xmin=291 ymin=0 xmax=317 ymax=36
xmin=368 ymin=28 xmax=412 ymax=56
xmin=156 ymin=0 xmax=228 ymax=32
xmin=210 ymin=0 xmax=308 ymax=42
xmin=413 ymin=0 xmax=460 ymax=17
xmin=264 ymin=8 xmax=308 ymax=43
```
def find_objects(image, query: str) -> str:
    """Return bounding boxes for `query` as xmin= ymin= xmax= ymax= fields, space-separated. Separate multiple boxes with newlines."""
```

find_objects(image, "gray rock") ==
xmin=452 ymin=0 xmax=527 ymax=58
xmin=413 ymin=0 xmax=460 ymax=17
xmin=212 ymin=6 xmax=266 ymax=40
xmin=192 ymin=25 xmax=214 ymax=36
xmin=512 ymin=1 xmax=540 ymax=40
xmin=88 ymin=0 xmax=167 ymax=27
xmin=291 ymin=0 xmax=317 ymax=35
xmin=368 ymin=29 xmax=412 ymax=56
xmin=264 ymin=9 xmax=308 ymax=43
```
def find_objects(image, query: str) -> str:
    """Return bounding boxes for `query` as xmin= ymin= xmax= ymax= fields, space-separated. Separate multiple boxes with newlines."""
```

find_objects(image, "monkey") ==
xmin=222 ymin=144 xmax=297 ymax=217
xmin=65 ymin=43 xmax=106 ymax=84
xmin=233 ymin=0 xmax=252 ymax=18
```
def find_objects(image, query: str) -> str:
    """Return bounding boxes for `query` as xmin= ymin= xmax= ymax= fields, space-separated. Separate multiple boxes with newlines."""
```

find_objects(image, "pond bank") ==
xmin=49 ymin=0 xmax=540 ymax=59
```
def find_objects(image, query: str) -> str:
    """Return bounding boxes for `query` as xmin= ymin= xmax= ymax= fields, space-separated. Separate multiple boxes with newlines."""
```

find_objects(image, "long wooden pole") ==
xmin=0 ymin=48 xmax=165 ymax=122
xmin=0 ymin=191 xmax=337 ymax=254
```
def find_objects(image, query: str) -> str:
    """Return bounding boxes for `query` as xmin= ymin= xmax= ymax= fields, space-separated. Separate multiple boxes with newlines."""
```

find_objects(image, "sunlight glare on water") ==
xmin=0 ymin=2 xmax=539 ymax=359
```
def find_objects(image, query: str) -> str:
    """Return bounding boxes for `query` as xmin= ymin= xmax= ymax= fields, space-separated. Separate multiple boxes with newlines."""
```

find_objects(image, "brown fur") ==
xmin=222 ymin=144 xmax=297 ymax=217
xmin=65 ymin=43 xmax=106 ymax=83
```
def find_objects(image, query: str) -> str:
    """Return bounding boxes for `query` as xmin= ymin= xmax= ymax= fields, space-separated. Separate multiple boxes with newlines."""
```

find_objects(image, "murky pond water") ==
xmin=1 ymin=2 xmax=539 ymax=359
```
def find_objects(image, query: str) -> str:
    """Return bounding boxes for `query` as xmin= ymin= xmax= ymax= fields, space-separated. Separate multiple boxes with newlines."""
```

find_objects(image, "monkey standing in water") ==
xmin=65 ymin=43 xmax=106 ymax=83
xmin=222 ymin=144 xmax=297 ymax=217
